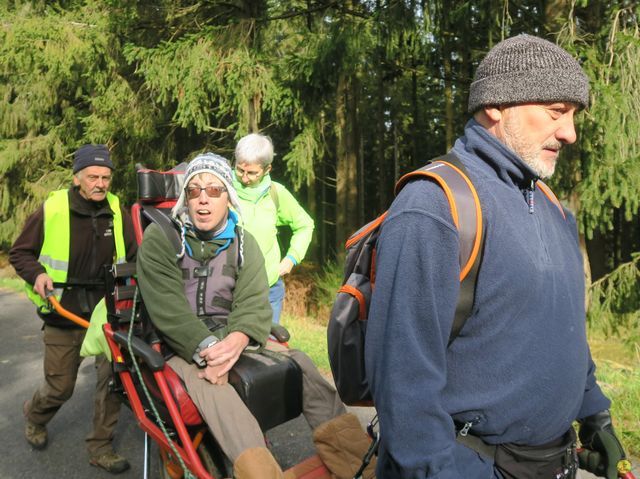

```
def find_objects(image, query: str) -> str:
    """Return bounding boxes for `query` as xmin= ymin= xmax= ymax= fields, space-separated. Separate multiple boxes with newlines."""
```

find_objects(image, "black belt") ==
xmin=456 ymin=432 xmax=497 ymax=459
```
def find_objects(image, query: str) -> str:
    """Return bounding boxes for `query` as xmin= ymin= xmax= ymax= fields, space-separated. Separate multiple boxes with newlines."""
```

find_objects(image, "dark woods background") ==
xmin=1 ymin=1 xmax=639 ymax=328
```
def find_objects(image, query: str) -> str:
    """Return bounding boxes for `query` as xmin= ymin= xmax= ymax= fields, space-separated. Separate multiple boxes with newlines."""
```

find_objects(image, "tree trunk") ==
xmin=440 ymin=13 xmax=454 ymax=150
xmin=248 ymin=95 xmax=260 ymax=133
xmin=335 ymin=73 xmax=359 ymax=256
xmin=307 ymin=166 xmax=317 ymax=262
xmin=375 ymin=0 xmax=389 ymax=214
xmin=376 ymin=65 xmax=388 ymax=214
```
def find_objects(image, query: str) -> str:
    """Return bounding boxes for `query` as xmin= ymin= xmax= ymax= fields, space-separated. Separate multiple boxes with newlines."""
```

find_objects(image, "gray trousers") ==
xmin=26 ymin=325 xmax=122 ymax=456
xmin=167 ymin=341 xmax=346 ymax=462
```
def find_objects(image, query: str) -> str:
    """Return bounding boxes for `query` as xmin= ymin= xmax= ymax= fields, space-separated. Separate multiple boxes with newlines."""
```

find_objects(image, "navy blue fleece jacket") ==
xmin=364 ymin=120 xmax=610 ymax=478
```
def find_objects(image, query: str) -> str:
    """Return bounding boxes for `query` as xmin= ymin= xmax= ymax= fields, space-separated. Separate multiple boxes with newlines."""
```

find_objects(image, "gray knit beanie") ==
xmin=468 ymin=34 xmax=589 ymax=113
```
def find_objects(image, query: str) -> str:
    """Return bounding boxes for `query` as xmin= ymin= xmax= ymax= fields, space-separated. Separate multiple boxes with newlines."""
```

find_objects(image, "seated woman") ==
xmin=136 ymin=153 xmax=373 ymax=479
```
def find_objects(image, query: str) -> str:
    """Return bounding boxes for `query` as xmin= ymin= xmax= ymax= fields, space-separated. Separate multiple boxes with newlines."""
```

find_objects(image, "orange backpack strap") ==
xmin=395 ymin=153 xmax=483 ymax=282
xmin=395 ymin=152 xmax=484 ymax=343
xmin=536 ymin=180 xmax=566 ymax=220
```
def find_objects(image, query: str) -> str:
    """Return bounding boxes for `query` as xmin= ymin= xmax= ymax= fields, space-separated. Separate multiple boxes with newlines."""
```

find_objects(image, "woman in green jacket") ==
xmin=232 ymin=133 xmax=314 ymax=324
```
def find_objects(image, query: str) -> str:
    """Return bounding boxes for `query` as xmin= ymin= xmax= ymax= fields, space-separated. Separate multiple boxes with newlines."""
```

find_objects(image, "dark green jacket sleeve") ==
xmin=225 ymin=230 xmax=272 ymax=347
xmin=137 ymin=224 xmax=211 ymax=361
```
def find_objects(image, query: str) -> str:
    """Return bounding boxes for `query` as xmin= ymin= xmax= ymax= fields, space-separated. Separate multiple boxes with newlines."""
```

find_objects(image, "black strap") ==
xmin=52 ymin=279 xmax=104 ymax=288
xmin=141 ymin=205 xmax=182 ymax=254
xmin=456 ymin=432 xmax=497 ymax=459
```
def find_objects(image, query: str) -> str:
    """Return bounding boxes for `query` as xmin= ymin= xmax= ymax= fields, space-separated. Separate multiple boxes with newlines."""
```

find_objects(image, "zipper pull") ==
xmin=527 ymin=180 xmax=535 ymax=214
xmin=459 ymin=421 xmax=473 ymax=437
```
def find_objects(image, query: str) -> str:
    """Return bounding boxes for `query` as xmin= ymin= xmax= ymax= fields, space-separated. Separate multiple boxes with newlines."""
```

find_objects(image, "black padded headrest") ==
xmin=137 ymin=163 xmax=186 ymax=203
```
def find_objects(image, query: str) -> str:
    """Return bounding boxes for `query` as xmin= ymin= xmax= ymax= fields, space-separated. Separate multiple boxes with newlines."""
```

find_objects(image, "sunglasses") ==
xmin=185 ymin=185 xmax=227 ymax=200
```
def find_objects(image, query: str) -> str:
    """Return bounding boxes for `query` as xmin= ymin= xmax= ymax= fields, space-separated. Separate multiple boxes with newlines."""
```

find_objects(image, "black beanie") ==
xmin=468 ymin=34 xmax=589 ymax=113
xmin=73 ymin=144 xmax=113 ymax=173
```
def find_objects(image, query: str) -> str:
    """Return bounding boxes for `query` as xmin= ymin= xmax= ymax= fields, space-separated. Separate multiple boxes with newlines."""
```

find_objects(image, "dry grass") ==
xmin=283 ymin=263 xmax=334 ymax=327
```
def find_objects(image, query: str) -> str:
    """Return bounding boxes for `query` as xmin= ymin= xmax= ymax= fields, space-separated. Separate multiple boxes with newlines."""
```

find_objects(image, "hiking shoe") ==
xmin=89 ymin=451 xmax=131 ymax=474
xmin=23 ymin=400 xmax=47 ymax=450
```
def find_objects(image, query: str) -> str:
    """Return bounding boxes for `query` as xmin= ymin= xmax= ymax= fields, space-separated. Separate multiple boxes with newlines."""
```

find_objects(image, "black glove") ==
xmin=578 ymin=410 xmax=627 ymax=479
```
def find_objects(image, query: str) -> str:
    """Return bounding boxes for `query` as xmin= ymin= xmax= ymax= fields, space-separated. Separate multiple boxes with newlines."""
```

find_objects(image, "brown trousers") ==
xmin=25 ymin=325 xmax=122 ymax=456
xmin=168 ymin=341 xmax=346 ymax=463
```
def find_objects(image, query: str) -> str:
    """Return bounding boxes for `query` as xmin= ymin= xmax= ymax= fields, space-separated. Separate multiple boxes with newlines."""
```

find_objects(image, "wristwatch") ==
xmin=192 ymin=336 xmax=219 ymax=367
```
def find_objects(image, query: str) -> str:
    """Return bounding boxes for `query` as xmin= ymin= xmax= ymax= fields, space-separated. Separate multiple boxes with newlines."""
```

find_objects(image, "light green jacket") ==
xmin=233 ymin=175 xmax=314 ymax=287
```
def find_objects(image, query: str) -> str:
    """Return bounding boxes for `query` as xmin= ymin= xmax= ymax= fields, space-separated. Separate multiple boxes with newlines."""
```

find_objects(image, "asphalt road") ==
xmin=0 ymin=289 xmax=376 ymax=479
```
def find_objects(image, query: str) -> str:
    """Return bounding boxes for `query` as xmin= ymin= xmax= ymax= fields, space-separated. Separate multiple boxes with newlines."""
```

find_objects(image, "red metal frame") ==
xmin=103 ymin=321 xmax=332 ymax=479
xmin=103 ymin=323 xmax=215 ymax=479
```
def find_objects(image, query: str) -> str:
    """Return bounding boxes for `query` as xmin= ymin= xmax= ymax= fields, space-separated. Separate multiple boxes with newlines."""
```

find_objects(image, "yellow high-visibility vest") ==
xmin=25 ymin=189 xmax=126 ymax=313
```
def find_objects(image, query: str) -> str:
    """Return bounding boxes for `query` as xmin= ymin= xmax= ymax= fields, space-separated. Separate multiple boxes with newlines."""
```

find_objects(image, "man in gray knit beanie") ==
xmin=366 ymin=33 xmax=628 ymax=479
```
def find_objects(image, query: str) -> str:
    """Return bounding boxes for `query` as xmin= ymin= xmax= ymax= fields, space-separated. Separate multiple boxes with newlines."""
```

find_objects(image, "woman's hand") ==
xmin=199 ymin=331 xmax=249 ymax=378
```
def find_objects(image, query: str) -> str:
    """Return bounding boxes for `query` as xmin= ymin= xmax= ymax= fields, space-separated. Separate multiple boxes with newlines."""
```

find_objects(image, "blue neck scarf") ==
xmin=184 ymin=210 xmax=239 ymax=257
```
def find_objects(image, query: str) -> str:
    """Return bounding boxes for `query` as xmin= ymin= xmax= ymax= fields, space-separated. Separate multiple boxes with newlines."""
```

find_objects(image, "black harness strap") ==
xmin=141 ymin=206 xmax=182 ymax=254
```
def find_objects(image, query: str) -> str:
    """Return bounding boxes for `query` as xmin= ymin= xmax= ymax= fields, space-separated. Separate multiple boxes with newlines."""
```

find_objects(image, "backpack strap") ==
xmin=269 ymin=183 xmax=279 ymax=211
xmin=395 ymin=152 xmax=484 ymax=344
xmin=536 ymin=180 xmax=566 ymax=220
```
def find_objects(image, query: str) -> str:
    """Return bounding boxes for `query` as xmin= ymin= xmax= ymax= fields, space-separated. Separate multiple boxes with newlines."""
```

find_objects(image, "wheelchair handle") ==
xmin=46 ymin=295 xmax=90 ymax=329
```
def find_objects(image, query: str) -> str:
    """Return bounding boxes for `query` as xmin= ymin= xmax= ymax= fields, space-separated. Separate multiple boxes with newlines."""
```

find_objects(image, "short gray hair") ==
xmin=234 ymin=133 xmax=274 ymax=167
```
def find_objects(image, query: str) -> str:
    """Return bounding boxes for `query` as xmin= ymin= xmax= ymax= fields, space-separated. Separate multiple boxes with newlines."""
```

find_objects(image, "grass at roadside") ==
xmin=281 ymin=312 xmax=330 ymax=372
xmin=596 ymin=361 xmax=640 ymax=457
xmin=588 ymin=333 xmax=640 ymax=458
xmin=0 ymin=276 xmax=23 ymax=293
xmin=0 ymin=253 xmax=22 ymax=293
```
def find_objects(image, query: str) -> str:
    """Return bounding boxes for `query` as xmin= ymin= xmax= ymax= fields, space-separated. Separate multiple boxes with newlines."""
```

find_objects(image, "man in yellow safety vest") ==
xmin=9 ymin=144 xmax=137 ymax=474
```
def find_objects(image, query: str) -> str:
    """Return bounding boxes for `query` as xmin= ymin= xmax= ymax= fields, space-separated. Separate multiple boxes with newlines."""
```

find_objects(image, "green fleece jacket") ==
xmin=233 ymin=175 xmax=314 ymax=287
xmin=136 ymin=223 xmax=271 ymax=362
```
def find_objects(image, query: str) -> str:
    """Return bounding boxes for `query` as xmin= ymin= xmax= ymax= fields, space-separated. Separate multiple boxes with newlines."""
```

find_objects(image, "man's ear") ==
xmin=474 ymin=106 xmax=503 ymax=130
xmin=72 ymin=175 xmax=80 ymax=186
xmin=483 ymin=106 xmax=503 ymax=123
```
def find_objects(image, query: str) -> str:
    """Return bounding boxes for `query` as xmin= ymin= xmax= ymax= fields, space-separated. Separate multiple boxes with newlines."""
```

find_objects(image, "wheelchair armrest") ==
xmin=270 ymin=323 xmax=290 ymax=343
xmin=112 ymin=330 xmax=165 ymax=371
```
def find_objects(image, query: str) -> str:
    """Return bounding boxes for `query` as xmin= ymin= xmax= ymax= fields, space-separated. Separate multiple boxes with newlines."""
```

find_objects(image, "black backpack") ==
xmin=327 ymin=153 xmax=485 ymax=406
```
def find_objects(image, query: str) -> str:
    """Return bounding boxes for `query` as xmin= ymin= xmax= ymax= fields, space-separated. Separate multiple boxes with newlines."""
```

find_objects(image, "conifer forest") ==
xmin=1 ymin=1 xmax=639 ymax=330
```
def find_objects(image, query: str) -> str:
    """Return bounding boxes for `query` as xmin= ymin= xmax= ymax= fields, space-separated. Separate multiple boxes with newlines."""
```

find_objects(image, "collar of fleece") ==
xmin=233 ymin=174 xmax=273 ymax=204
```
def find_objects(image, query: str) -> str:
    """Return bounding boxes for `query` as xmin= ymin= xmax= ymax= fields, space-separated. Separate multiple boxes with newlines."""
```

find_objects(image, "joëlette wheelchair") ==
xmin=99 ymin=164 xmax=332 ymax=479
